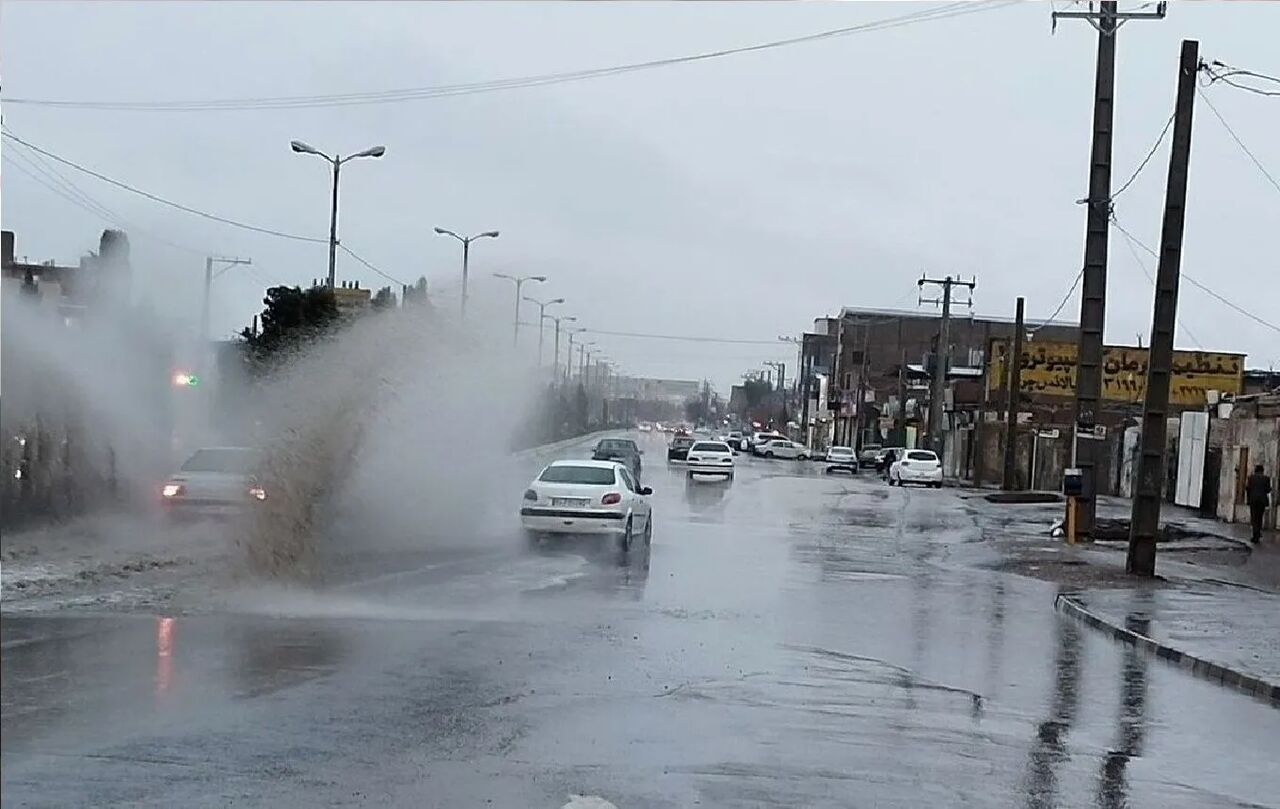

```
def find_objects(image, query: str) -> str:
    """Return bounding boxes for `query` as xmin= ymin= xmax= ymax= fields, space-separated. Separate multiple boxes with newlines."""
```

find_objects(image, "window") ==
xmin=539 ymin=465 xmax=617 ymax=485
xmin=618 ymin=467 xmax=637 ymax=492
xmin=907 ymin=451 xmax=938 ymax=461
xmin=691 ymin=442 xmax=729 ymax=453
xmin=181 ymin=448 xmax=259 ymax=473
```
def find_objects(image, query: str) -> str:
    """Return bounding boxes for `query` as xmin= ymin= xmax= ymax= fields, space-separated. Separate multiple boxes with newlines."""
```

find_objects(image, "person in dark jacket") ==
xmin=1246 ymin=464 xmax=1272 ymax=543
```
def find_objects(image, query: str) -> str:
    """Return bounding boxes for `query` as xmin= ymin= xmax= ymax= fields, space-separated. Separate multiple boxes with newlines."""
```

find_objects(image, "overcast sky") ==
xmin=3 ymin=1 xmax=1278 ymax=392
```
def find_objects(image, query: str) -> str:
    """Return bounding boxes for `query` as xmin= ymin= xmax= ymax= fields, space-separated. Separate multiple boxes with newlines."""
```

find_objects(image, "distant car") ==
xmin=521 ymin=460 xmax=653 ymax=550
xmin=758 ymin=438 xmax=810 ymax=460
xmin=637 ymin=422 xmax=653 ymax=433
xmin=160 ymin=446 xmax=265 ymax=519
xmin=668 ymin=435 xmax=696 ymax=462
xmin=592 ymin=437 xmax=643 ymax=481
xmin=686 ymin=441 xmax=736 ymax=479
xmin=824 ymin=445 xmax=858 ymax=474
xmin=857 ymin=444 xmax=883 ymax=469
xmin=748 ymin=431 xmax=785 ymax=455
xmin=725 ymin=430 xmax=745 ymax=450
xmin=888 ymin=449 xmax=943 ymax=488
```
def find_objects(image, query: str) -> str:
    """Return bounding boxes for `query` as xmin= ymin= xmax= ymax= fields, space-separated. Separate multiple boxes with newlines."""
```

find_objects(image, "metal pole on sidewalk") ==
xmin=1127 ymin=39 xmax=1199 ymax=577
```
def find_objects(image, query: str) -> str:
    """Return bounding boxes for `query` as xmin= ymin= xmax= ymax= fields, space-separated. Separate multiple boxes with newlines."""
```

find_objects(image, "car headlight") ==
xmin=161 ymin=483 xmax=184 ymax=498
xmin=248 ymin=486 xmax=267 ymax=501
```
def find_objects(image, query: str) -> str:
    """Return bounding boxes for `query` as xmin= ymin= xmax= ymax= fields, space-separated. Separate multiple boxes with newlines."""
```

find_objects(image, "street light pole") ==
xmin=494 ymin=273 xmax=546 ymax=348
xmin=565 ymin=328 xmax=585 ymax=383
xmin=550 ymin=315 xmax=577 ymax=381
xmin=435 ymin=227 xmax=499 ymax=319
xmin=291 ymin=140 xmax=385 ymax=288
xmin=523 ymin=295 xmax=564 ymax=366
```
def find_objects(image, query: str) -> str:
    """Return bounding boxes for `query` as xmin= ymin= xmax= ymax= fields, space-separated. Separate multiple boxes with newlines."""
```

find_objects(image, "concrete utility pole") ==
xmin=1128 ymin=39 xmax=1198 ymax=577
xmin=550 ymin=315 xmax=577 ymax=381
xmin=852 ymin=326 xmax=872 ymax=452
xmin=918 ymin=275 xmax=976 ymax=455
xmin=1054 ymin=0 xmax=1166 ymax=536
xmin=895 ymin=348 xmax=908 ymax=447
xmin=1002 ymin=297 xmax=1026 ymax=491
xmin=202 ymin=256 xmax=252 ymax=343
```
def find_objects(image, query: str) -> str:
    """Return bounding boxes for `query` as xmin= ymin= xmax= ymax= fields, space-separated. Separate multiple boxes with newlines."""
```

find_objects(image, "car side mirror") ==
xmin=639 ymin=486 xmax=653 ymax=496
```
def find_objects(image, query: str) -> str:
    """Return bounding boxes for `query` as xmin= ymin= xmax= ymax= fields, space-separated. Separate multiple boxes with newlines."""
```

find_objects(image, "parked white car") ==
xmin=686 ymin=440 xmax=736 ymax=479
xmin=160 ymin=447 xmax=265 ymax=519
xmin=521 ymin=460 xmax=653 ymax=550
xmin=824 ymin=445 xmax=858 ymax=474
xmin=758 ymin=438 xmax=810 ymax=460
xmin=888 ymin=449 xmax=944 ymax=487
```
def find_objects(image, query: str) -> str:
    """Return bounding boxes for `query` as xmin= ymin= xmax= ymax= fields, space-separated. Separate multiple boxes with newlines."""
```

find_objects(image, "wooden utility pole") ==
xmin=1128 ymin=39 xmax=1199 ymax=577
xmin=918 ymin=275 xmax=975 ymax=456
xmin=1002 ymin=297 xmax=1026 ymax=490
xmin=1055 ymin=0 xmax=1166 ymax=536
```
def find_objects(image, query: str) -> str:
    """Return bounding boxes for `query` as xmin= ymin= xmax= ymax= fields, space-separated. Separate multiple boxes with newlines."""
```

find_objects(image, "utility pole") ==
xmin=918 ymin=275 xmax=975 ymax=455
xmin=1128 ymin=39 xmax=1198 ymax=577
xmin=1002 ymin=297 xmax=1026 ymax=491
xmin=1054 ymin=0 xmax=1166 ymax=536
xmin=895 ymin=348 xmax=908 ymax=447
xmin=202 ymin=255 xmax=252 ymax=342
xmin=853 ymin=326 xmax=871 ymax=453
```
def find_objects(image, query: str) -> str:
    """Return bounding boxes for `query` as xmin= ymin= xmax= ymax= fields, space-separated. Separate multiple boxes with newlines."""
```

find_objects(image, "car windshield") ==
xmin=180 ymin=448 xmax=259 ymax=474
xmin=538 ymin=465 xmax=617 ymax=485
xmin=596 ymin=440 xmax=635 ymax=452
xmin=673 ymin=438 xmax=694 ymax=447
xmin=829 ymin=447 xmax=854 ymax=455
xmin=690 ymin=442 xmax=729 ymax=453
xmin=907 ymin=451 xmax=938 ymax=461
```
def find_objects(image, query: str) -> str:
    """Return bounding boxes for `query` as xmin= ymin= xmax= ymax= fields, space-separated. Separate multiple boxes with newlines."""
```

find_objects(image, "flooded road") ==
xmin=3 ymin=434 xmax=1277 ymax=808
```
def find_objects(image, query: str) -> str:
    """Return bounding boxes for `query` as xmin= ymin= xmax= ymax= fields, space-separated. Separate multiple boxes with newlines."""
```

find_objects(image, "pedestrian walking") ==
xmin=1245 ymin=464 xmax=1272 ymax=544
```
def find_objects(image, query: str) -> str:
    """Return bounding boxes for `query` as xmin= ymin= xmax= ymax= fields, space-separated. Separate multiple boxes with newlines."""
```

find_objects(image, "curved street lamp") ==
xmin=435 ymin=227 xmax=499 ymax=318
xmin=494 ymin=273 xmax=546 ymax=348
xmin=522 ymin=295 xmax=564 ymax=365
xmin=290 ymin=140 xmax=385 ymax=288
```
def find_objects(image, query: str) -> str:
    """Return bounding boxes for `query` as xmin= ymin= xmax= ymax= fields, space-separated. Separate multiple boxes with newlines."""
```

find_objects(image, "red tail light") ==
xmin=523 ymin=488 xmax=538 ymax=501
xmin=601 ymin=492 xmax=622 ymax=505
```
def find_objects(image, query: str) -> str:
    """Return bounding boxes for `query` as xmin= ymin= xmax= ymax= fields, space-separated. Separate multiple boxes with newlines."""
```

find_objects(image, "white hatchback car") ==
xmin=758 ymin=438 xmax=810 ymax=460
xmin=685 ymin=440 xmax=736 ymax=479
xmin=521 ymin=460 xmax=653 ymax=550
xmin=889 ymin=449 xmax=944 ymax=488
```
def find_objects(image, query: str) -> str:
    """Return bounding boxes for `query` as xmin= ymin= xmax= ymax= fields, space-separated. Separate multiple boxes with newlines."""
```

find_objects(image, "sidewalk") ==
xmin=1057 ymin=584 xmax=1280 ymax=704
xmin=963 ymin=492 xmax=1280 ymax=703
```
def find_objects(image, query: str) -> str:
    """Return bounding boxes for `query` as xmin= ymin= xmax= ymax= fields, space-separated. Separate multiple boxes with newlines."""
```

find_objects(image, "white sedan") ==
xmin=685 ymin=440 xmax=736 ymax=479
xmin=888 ymin=449 xmax=944 ymax=488
xmin=160 ymin=446 xmax=265 ymax=519
xmin=521 ymin=460 xmax=653 ymax=550
xmin=757 ymin=438 xmax=810 ymax=460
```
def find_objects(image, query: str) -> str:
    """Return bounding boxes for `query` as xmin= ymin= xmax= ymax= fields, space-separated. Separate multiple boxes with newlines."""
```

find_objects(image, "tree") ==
xmin=239 ymin=284 xmax=339 ymax=370
xmin=371 ymin=286 xmax=396 ymax=311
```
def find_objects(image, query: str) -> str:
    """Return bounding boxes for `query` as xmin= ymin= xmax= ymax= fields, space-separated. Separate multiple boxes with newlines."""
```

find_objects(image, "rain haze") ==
xmin=2 ymin=1 xmax=1277 ymax=390
xmin=3 ymin=3 xmax=1280 ymax=809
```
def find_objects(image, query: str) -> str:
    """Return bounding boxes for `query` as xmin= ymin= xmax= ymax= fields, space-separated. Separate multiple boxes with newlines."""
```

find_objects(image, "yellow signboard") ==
xmin=988 ymin=340 xmax=1243 ymax=406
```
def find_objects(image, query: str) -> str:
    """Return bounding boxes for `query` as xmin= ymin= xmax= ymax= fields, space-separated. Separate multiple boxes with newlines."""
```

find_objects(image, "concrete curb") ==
xmin=510 ymin=429 xmax=620 ymax=460
xmin=1054 ymin=593 xmax=1280 ymax=706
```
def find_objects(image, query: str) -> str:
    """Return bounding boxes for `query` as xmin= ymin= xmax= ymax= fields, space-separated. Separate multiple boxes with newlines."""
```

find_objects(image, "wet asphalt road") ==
xmin=3 ymin=433 xmax=1278 ymax=808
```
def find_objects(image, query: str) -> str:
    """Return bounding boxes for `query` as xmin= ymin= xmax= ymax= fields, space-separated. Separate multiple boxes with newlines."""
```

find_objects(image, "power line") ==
xmin=4 ymin=141 xmax=212 ymax=256
xmin=1200 ymin=59 xmax=1280 ymax=97
xmin=336 ymin=244 xmax=409 ymax=286
xmin=1110 ymin=214 xmax=1280 ymax=336
xmin=0 ymin=2 xmax=1014 ymax=112
xmin=1112 ymin=112 xmax=1174 ymax=200
xmin=1029 ymin=268 xmax=1083 ymax=334
xmin=1194 ymin=87 xmax=1280 ymax=198
xmin=1 ymin=129 xmax=327 ymax=244
xmin=1111 ymin=216 xmax=1203 ymax=348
